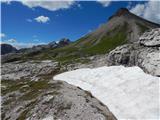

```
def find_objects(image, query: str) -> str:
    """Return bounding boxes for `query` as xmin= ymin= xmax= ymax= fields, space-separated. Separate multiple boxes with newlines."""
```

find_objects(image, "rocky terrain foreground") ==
xmin=1 ymin=61 xmax=116 ymax=120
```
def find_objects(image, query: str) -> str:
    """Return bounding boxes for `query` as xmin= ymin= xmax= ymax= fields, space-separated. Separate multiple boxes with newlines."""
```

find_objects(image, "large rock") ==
xmin=107 ymin=28 xmax=160 ymax=76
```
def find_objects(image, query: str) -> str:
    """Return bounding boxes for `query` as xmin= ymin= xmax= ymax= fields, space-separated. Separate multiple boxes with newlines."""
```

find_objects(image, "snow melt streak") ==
xmin=54 ymin=66 xmax=159 ymax=120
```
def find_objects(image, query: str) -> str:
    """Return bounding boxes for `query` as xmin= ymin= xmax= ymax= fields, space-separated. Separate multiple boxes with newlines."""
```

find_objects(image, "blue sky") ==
xmin=1 ymin=1 xmax=160 ymax=49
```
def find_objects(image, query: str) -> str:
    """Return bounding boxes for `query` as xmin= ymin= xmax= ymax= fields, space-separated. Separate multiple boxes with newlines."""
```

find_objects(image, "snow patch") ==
xmin=54 ymin=66 xmax=160 ymax=119
xmin=42 ymin=116 xmax=54 ymax=120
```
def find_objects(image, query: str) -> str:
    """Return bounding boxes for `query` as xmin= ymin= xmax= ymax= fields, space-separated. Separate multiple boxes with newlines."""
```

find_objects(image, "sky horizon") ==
xmin=1 ymin=0 xmax=160 ymax=49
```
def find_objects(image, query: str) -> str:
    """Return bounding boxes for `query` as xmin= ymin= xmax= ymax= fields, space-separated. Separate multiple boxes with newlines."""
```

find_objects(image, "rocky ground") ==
xmin=1 ymin=61 xmax=116 ymax=120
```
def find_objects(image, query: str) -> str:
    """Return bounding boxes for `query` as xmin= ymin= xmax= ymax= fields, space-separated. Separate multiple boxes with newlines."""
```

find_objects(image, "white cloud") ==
xmin=19 ymin=1 xmax=75 ymax=11
xmin=130 ymin=4 xmax=145 ymax=16
xmin=130 ymin=1 xmax=160 ymax=24
xmin=34 ymin=16 xmax=50 ymax=23
xmin=11 ymin=42 xmax=47 ymax=49
xmin=0 ymin=33 xmax=6 ymax=38
xmin=1 ymin=0 xmax=11 ymax=4
xmin=97 ymin=0 xmax=111 ymax=7
xmin=7 ymin=38 xmax=16 ymax=43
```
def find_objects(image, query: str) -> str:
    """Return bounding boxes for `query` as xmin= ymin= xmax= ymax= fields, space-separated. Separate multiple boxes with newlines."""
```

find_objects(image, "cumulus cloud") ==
xmin=0 ymin=33 xmax=6 ymax=38
xmin=7 ymin=38 xmax=16 ymax=43
xmin=18 ymin=1 xmax=75 ymax=11
xmin=130 ymin=1 xmax=160 ymax=24
xmin=97 ymin=0 xmax=111 ymax=7
xmin=11 ymin=42 xmax=47 ymax=49
xmin=2 ymin=1 xmax=76 ymax=11
xmin=34 ymin=16 xmax=50 ymax=23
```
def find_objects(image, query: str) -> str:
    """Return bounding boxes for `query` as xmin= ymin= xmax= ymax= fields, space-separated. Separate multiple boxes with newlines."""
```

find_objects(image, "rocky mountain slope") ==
xmin=72 ymin=8 xmax=160 ymax=54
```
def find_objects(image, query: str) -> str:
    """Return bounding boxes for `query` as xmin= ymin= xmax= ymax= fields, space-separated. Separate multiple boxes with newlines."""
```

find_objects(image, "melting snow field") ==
xmin=54 ymin=66 xmax=160 ymax=120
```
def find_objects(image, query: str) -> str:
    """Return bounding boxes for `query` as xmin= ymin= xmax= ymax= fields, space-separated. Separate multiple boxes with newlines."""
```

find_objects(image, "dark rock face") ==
xmin=109 ymin=8 xmax=129 ymax=20
xmin=107 ymin=28 xmax=160 ymax=76
xmin=1 ymin=44 xmax=17 ymax=55
xmin=115 ymin=8 xmax=129 ymax=16
xmin=58 ymin=38 xmax=71 ymax=47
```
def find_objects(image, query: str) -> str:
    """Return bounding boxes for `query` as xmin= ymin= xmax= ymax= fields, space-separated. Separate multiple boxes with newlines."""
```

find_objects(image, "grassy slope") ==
xmin=77 ymin=22 xmax=128 ymax=55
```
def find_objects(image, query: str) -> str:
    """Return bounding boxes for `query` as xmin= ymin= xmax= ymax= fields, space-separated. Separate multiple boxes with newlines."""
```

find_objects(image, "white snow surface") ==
xmin=54 ymin=66 xmax=160 ymax=120
xmin=42 ymin=116 xmax=54 ymax=120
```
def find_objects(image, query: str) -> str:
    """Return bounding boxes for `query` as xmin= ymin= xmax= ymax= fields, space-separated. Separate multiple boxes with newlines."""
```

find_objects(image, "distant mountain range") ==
xmin=1 ymin=8 xmax=160 ymax=63
xmin=1 ymin=38 xmax=71 ymax=55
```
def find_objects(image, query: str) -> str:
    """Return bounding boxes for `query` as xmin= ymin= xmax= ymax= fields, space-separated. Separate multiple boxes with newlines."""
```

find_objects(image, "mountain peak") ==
xmin=108 ymin=8 xmax=129 ymax=20
xmin=115 ymin=8 xmax=129 ymax=16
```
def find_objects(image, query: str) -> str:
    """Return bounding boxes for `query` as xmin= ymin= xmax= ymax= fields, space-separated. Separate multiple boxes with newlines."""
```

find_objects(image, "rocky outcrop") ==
xmin=107 ymin=28 xmax=160 ymax=76
xmin=0 ymin=44 xmax=17 ymax=55
xmin=139 ymin=28 xmax=160 ymax=47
